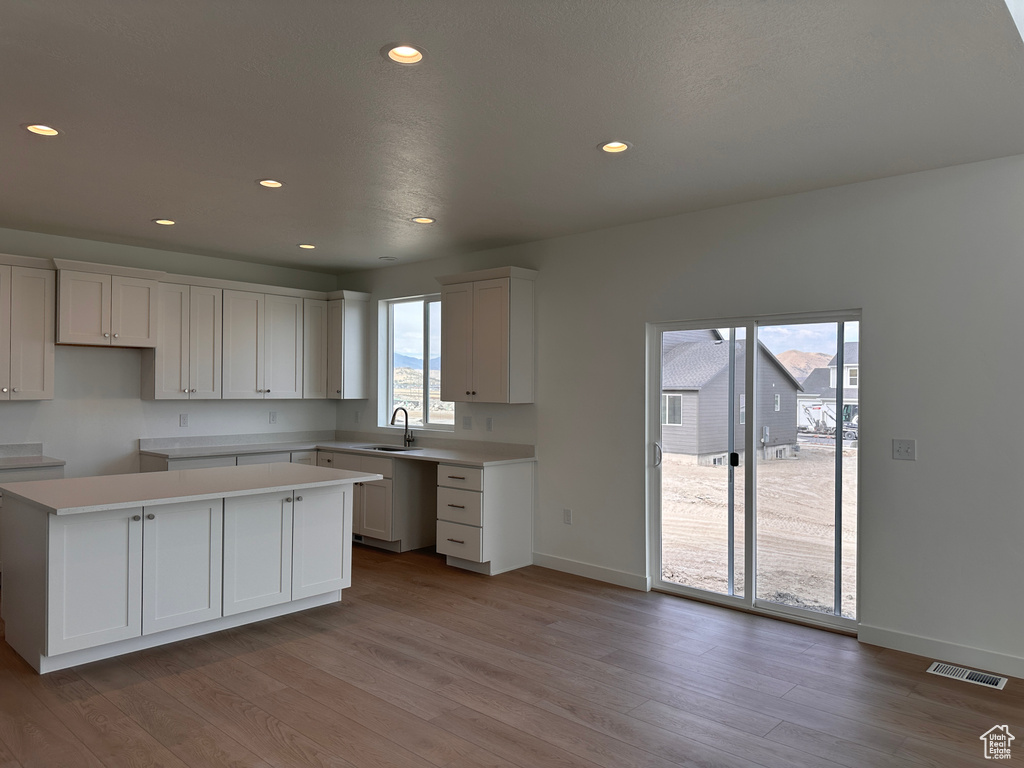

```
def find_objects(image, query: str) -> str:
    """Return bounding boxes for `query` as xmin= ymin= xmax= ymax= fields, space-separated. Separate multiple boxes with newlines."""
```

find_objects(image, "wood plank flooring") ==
xmin=1 ymin=545 xmax=1021 ymax=767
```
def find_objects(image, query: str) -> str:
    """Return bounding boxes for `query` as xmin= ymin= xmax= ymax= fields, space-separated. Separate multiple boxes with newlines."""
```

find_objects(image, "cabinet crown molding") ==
xmin=0 ymin=252 xmax=55 ymax=269
xmin=436 ymin=266 xmax=537 ymax=286
xmin=53 ymin=258 xmax=166 ymax=281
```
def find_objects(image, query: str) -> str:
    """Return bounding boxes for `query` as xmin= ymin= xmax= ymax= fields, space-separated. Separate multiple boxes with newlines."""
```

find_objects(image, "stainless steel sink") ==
xmin=358 ymin=445 xmax=421 ymax=452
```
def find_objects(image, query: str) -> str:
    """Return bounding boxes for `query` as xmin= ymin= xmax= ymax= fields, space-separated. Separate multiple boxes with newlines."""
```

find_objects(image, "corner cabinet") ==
xmin=0 ymin=264 xmax=56 ymax=401
xmin=55 ymin=262 xmax=163 ymax=348
xmin=438 ymin=267 xmax=536 ymax=403
xmin=142 ymin=283 xmax=222 ymax=399
xmin=303 ymin=292 xmax=369 ymax=400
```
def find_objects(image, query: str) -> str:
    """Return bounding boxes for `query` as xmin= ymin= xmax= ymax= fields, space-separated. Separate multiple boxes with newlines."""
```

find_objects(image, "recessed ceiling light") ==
xmin=152 ymin=218 xmax=176 ymax=226
xmin=25 ymin=124 xmax=60 ymax=136
xmin=600 ymin=140 xmax=631 ymax=153
xmin=383 ymin=44 xmax=424 ymax=64
xmin=298 ymin=243 xmax=316 ymax=249
xmin=411 ymin=216 xmax=435 ymax=224
xmin=257 ymin=179 xmax=284 ymax=188
xmin=379 ymin=256 xmax=398 ymax=262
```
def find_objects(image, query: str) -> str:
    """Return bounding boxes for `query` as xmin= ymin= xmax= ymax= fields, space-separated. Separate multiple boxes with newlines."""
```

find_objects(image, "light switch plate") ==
xmin=893 ymin=439 xmax=916 ymax=460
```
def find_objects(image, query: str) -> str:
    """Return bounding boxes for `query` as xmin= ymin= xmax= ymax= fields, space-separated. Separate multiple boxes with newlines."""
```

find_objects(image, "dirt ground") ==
xmin=661 ymin=443 xmax=857 ymax=618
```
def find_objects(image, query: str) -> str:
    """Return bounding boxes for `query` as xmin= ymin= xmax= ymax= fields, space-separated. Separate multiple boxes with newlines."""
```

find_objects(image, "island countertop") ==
xmin=0 ymin=462 xmax=381 ymax=516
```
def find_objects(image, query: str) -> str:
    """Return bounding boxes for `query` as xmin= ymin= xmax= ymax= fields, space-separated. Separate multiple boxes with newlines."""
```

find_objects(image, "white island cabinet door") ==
xmin=292 ymin=485 xmax=350 ymax=599
xmin=142 ymin=499 xmax=223 ymax=635
xmin=222 ymin=492 xmax=293 ymax=616
xmin=47 ymin=507 xmax=143 ymax=656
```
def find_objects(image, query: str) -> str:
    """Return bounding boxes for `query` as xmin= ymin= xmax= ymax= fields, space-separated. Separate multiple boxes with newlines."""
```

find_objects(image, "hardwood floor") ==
xmin=1 ymin=545 xmax=1020 ymax=767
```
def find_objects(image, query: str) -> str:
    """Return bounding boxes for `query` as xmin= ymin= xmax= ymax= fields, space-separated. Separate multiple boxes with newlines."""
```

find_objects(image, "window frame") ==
xmin=774 ymin=393 xmax=781 ymax=412
xmin=382 ymin=294 xmax=453 ymax=431
xmin=661 ymin=393 xmax=683 ymax=426
xmin=847 ymin=367 xmax=858 ymax=387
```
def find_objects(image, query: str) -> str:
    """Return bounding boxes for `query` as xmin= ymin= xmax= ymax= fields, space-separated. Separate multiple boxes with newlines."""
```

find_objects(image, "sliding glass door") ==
xmin=650 ymin=313 xmax=858 ymax=628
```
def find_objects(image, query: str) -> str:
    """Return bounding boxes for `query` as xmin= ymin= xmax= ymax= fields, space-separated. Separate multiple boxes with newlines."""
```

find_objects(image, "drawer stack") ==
xmin=436 ymin=465 xmax=485 ymax=562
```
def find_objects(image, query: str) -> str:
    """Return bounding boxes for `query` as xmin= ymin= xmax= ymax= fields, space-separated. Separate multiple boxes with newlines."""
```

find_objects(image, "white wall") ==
xmin=338 ymin=154 xmax=1024 ymax=676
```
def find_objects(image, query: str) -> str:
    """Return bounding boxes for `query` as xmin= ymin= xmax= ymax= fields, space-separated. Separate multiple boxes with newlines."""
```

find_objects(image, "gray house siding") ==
xmin=696 ymin=366 xmax=738 ymax=457
xmin=661 ymin=391 xmax=698 ymax=454
xmin=756 ymin=354 xmax=799 ymax=456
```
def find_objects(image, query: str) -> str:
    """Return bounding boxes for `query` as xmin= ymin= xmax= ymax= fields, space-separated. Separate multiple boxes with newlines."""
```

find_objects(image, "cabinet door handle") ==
xmin=465 ymin=390 xmax=470 ymax=395
xmin=103 ymin=332 xmax=110 ymax=338
xmin=447 ymin=504 xmax=465 ymax=509
xmin=132 ymin=515 xmax=141 ymax=521
xmin=1 ymin=387 xmax=7 ymax=393
xmin=147 ymin=513 xmax=155 ymax=520
xmin=191 ymin=388 xmax=197 ymax=393
xmin=285 ymin=497 xmax=293 ymax=502
xmin=11 ymin=388 xmax=17 ymax=393
xmin=447 ymin=475 xmax=466 ymax=480
xmin=183 ymin=388 xmax=189 ymax=393
xmin=113 ymin=333 xmax=119 ymax=338
xmin=336 ymin=389 xmax=341 ymax=393
xmin=266 ymin=389 xmax=271 ymax=393
xmin=471 ymin=391 xmax=476 ymax=395
xmin=295 ymin=495 xmax=303 ymax=501
xmin=446 ymin=538 xmax=465 ymax=544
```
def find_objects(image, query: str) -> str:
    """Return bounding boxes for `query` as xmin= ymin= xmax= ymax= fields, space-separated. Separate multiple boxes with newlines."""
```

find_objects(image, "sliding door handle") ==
xmin=654 ymin=442 xmax=663 ymax=467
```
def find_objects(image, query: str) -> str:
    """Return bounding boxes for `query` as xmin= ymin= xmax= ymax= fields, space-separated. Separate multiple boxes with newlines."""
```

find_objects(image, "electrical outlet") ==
xmin=486 ymin=416 xmax=493 ymax=432
xmin=269 ymin=411 xmax=277 ymax=425
xmin=462 ymin=415 xmax=472 ymax=430
xmin=892 ymin=438 xmax=916 ymax=460
xmin=563 ymin=508 xmax=572 ymax=525
xmin=179 ymin=413 xmax=189 ymax=428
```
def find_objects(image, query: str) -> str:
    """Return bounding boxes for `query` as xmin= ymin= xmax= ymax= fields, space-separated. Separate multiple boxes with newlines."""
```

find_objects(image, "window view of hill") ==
xmin=776 ymin=350 xmax=832 ymax=382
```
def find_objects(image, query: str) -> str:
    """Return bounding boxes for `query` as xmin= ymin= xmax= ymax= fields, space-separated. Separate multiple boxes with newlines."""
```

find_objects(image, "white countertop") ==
xmin=0 ymin=455 xmax=66 ymax=471
xmin=140 ymin=439 xmax=535 ymax=467
xmin=0 ymin=463 xmax=380 ymax=515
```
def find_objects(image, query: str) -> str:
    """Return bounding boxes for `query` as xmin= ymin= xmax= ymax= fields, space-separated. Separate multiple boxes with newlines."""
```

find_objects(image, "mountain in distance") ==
xmin=394 ymin=353 xmax=441 ymax=370
xmin=776 ymin=350 xmax=833 ymax=382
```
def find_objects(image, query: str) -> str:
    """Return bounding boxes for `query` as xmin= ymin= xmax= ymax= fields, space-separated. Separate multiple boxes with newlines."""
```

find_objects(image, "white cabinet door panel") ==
xmin=110 ymin=276 xmax=158 ymax=348
xmin=222 ymin=290 xmax=265 ymax=399
xmin=142 ymin=499 xmax=223 ymax=635
xmin=292 ymin=486 xmax=350 ymax=599
xmin=303 ymin=299 xmax=328 ymax=399
xmin=470 ymin=279 xmax=510 ymax=403
xmin=359 ymin=479 xmax=393 ymax=541
xmin=47 ymin=507 xmax=143 ymax=655
xmin=9 ymin=267 xmax=56 ymax=400
xmin=189 ymin=286 xmax=222 ymax=398
xmin=223 ymin=492 xmax=293 ymax=616
xmin=440 ymin=282 xmax=473 ymax=402
xmin=154 ymin=283 xmax=190 ymax=398
xmin=0 ymin=265 xmax=9 ymax=398
xmin=265 ymin=294 xmax=303 ymax=399
xmin=58 ymin=270 xmax=111 ymax=345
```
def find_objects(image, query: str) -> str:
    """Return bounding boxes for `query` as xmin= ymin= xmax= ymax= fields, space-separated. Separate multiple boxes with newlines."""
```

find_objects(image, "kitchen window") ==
xmin=383 ymin=295 xmax=454 ymax=429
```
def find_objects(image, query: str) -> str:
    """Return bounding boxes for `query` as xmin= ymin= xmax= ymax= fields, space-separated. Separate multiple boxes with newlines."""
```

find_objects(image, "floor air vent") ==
xmin=927 ymin=662 xmax=1008 ymax=690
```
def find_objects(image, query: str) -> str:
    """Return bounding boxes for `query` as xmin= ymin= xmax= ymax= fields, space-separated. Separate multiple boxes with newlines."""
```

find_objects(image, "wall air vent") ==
xmin=927 ymin=661 xmax=1008 ymax=690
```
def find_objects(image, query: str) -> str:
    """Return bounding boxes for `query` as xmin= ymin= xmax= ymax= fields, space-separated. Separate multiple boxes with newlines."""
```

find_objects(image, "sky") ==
xmin=720 ymin=321 xmax=859 ymax=356
xmin=392 ymin=298 xmax=442 ymax=358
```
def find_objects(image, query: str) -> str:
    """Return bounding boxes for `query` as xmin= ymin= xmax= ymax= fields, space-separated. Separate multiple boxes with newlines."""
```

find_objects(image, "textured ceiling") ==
xmin=3 ymin=1 xmax=1024 ymax=272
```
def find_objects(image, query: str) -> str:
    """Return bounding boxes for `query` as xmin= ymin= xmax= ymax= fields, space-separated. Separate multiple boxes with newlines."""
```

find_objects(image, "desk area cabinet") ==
xmin=56 ymin=266 xmax=160 ymax=348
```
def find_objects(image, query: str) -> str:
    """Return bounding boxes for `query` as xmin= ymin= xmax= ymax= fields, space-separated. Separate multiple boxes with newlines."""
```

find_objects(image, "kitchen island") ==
xmin=0 ymin=462 xmax=379 ymax=673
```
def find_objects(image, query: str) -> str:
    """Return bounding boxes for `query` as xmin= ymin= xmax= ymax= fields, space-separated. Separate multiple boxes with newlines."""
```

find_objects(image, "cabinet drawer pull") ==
xmin=447 ymin=475 xmax=466 ymax=480
xmin=132 ymin=515 xmax=141 ymax=521
xmin=446 ymin=537 xmax=465 ymax=544
xmin=147 ymin=513 xmax=155 ymax=520
xmin=447 ymin=504 xmax=465 ymax=509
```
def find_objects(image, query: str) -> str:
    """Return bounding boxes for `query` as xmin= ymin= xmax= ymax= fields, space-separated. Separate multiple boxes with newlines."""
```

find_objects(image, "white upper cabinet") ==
xmin=264 ymin=293 xmax=303 ymax=399
xmin=438 ymin=267 xmax=536 ymax=404
xmin=303 ymin=299 xmax=328 ymax=399
xmin=222 ymin=290 xmax=265 ymax=399
xmin=0 ymin=264 xmax=56 ymax=401
xmin=143 ymin=283 xmax=222 ymax=399
xmin=223 ymin=290 xmax=303 ymax=399
xmin=327 ymin=292 xmax=368 ymax=400
xmin=57 ymin=267 xmax=159 ymax=347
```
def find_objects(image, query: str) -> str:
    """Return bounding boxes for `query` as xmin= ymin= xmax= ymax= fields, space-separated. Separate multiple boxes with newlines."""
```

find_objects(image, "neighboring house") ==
xmin=797 ymin=342 xmax=859 ymax=433
xmin=661 ymin=331 xmax=803 ymax=464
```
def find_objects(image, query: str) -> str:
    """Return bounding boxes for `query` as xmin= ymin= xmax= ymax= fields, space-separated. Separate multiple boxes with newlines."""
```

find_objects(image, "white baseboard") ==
xmin=531 ymin=553 xmax=650 ymax=591
xmin=859 ymin=623 xmax=1024 ymax=680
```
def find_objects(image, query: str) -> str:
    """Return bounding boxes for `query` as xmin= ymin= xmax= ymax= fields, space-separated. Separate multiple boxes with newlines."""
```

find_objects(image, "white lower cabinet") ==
xmin=47 ymin=507 xmax=144 ymax=656
xmin=222 ymin=491 xmax=293 ymax=616
xmin=317 ymin=450 xmax=434 ymax=552
xmin=142 ymin=499 xmax=223 ymax=635
xmin=292 ymin=484 xmax=351 ymax=599
xmin=436 ymin=461 xmax=534 ymax=575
